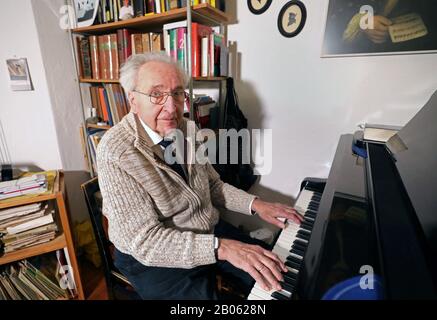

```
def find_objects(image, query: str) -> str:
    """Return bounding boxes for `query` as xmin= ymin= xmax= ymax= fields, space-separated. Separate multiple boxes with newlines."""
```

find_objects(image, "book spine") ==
xmin=80 ymin=38 xmax=92 ymax=79
xmin=191 ymin=23 xmax=200 ymax=77
xmin=89 ymin=36 xmax=101 ymax=80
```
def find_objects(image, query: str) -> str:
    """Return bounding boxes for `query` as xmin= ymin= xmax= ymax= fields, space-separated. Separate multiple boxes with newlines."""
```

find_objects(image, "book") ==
xmin=363 ymin=124 xmax=402 ymax=143
xmin=389 ymin=13 xmax=428 ymax=43
xmin=6 ymin=211 xmax=54 ymax=235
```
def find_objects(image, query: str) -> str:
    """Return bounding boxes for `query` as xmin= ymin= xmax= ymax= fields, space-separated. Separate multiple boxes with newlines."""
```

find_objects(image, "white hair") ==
xmin=119 ymin=52 xmax=189 ymax=93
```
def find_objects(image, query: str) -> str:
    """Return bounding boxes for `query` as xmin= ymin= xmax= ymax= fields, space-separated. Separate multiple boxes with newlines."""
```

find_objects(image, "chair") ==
xmin=81 ymin=178 xmax=140 ymax=300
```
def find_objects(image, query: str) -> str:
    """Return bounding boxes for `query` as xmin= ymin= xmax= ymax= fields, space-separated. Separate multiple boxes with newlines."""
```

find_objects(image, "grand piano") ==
xmin=248 ymin=91 xmax=437 ymax=300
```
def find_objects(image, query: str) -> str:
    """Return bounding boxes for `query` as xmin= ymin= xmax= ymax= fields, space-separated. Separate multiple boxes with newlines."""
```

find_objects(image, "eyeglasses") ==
xmin=133 ymin=89 xmax=188 ymax=105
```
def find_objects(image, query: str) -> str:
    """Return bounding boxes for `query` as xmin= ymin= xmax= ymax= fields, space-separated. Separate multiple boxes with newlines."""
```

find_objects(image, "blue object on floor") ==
xmin=322 ymin=275 xmax=384 ymax=300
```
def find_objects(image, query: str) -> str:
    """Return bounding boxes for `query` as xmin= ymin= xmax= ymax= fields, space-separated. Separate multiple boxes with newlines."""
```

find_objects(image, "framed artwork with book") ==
xmin=322 ymin=0 xmax=437 ymax=57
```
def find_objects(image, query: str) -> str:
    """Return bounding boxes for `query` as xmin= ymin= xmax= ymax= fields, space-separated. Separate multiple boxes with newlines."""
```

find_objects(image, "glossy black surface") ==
xmin=390 ymin=91 xmax=437 ymax=263
xmin=367 ymin=143 xmax=436 ymax=298
xmin=293 ymin=91 xmax=437 ymax=299
xmin=296 ymin=135 xmax=380 ymax=299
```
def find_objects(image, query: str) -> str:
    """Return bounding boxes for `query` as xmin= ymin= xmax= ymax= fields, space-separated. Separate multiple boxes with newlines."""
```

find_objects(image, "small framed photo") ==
xmin=6 ymin=58 xmax=33 ymax=91
xmin=278 ymin=1 xmax=307 ymax=38
xmin=74 ymin=0 xmax=100 ymax=28
xmin=247 ymin=0 xmax=273 ymax=15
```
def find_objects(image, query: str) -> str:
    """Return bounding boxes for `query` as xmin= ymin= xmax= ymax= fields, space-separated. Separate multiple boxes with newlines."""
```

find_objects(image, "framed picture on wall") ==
xmin=74 ymin=0 xmax=100 ymax=28
xmin=247 ymin=0 xmax=273 ymax=15
xmin=322 ymin=0 xmax=437 ymax=57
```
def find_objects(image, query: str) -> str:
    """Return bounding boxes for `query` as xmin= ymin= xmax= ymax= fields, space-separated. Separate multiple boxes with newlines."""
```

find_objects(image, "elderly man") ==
xmin=97 ymin=53 xmax=302 ymax=299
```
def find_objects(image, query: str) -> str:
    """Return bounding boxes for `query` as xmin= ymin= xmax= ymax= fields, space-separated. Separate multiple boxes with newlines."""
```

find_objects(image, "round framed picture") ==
xmin=277 ymin=1 xmax=307 ymax=38
xmin=247 ymin=0 xmax=273 ymax=15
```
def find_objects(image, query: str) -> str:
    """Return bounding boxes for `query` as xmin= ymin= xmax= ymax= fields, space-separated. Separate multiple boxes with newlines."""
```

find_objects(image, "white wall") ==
xmin=31 ymin=0 xmax=88 ymax=171
xmin=0 ymin=0 xmax=63 ymax=170
xmin=227 ymin=0 xmax=437 ymax=203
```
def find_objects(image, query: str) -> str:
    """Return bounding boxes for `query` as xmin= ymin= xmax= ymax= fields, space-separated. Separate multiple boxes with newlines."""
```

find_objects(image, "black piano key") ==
xmin=298 ymin=228 xmax=311 ymax=235
xmin=308 ymin=200 xmax=320 ymax=207
xmin=307 ymin=204 xmax=319 ymax=211
xmin=299 ymin=225 xmax=311 ymax=232
xmin=305 ymin=213 xmax=316 ymax=220
xmin=301 ymin=221 xmax=313 ymax=230
xmin=287 ymin=255 xmax=302 ymax=264
xmin=297 ymin=232 xmax=310 ymax=241
xmin=280 ymin=281 xmax=295 ymax=293
xmin=271 ymin=291 xmax=290 ymax=300
xmin=304 ymin=217 xmax=314 ymax=224
xmin=294 ymin=237 xmax=308 ymax=245
xmin=283 ymin=271 xmax=297 ymax=280
xmin=293 ymin=238 xmax=307 ymax=245
xmin=306 ymin=209 xmax=318 ymax=215
xmin=304 ymin=216 xmax=315 ymax=223
xmin=283 ymin=275 xmax=297 ymax=286
xmin=285 ymin=260 xmax=301 ymax=270
xmin=286 ymin=257 xmax=301 ymax=266
xmin=290 ymin=247 xmax=305 ymax=256
xmin=311 ymin=194 xmax=322 ymax=202
xmin=292 ymin=242 xmax=307 ymax=252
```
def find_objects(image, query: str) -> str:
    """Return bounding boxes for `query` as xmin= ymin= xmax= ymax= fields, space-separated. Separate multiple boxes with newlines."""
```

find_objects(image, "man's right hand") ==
xmin=217 ymin=238 xmax=287 ymax=292
xmin=364 ymin=15 xmax=392 ymax=43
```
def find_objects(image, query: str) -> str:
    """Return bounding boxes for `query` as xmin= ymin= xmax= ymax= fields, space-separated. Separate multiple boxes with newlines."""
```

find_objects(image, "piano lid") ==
xmin=387 ymin=90 xmax=437 ymax=259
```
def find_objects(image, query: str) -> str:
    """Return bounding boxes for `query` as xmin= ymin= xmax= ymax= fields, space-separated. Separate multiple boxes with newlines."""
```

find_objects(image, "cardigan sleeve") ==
xmin=205 ymin=162 xmax=256 ymax=216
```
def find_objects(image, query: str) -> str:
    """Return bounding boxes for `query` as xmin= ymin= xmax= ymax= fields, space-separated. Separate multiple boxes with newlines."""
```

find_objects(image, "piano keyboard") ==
xmin=247 ymin=188 xmax=322 ymax=300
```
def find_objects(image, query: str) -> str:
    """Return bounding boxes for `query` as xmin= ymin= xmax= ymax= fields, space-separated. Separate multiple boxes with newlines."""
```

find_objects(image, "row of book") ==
xmin=77 ymin=31 xmax=164 ymax=80
xmin=0 ymin=256 xmax=70 ymax=300
xmin=87 ymin=129 xmax=106 ymax=174
xmin=89 ymin=84 xmax=129 ymax=126
xmin=93 ymin=0 xmax=225 ymax=25
xmin=77 ymin=22 xmax=227 ymax=80
xmin=163 ymin=21 xmax=228 ymax=77
xmin=0 ymin=202 xmax=56 ymax=254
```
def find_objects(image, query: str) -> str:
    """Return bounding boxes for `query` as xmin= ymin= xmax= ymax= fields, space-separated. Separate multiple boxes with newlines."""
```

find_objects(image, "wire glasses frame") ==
xmin=133 ymin=90 xmax=189 ymax=106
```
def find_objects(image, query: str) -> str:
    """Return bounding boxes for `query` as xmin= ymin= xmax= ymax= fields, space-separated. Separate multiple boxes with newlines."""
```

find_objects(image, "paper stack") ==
xmin=0 ymin=174 xmax=47 ymax=201
xmin=0 ymin=202 xmax=57 ymax=254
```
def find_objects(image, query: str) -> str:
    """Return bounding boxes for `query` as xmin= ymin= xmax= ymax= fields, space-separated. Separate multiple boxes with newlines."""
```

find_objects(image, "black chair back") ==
xmin=81 ymin=178 xmax=140 ymax=300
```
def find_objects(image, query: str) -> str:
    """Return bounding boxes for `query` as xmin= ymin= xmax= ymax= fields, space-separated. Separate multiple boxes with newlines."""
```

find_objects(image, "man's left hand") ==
xmin=251 ymin=199 xmax=303 ymax=229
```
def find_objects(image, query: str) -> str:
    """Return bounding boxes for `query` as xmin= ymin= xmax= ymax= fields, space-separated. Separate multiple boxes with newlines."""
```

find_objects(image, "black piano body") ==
xmin=293 ymin=91 xmax=437 ymax=299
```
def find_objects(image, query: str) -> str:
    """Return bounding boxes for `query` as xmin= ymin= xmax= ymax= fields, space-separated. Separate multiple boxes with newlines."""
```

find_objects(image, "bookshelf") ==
xmin=71 ymin=2 xmax=230 ymax=177
xmin=0 ymin=171 xmax=85 ymax=300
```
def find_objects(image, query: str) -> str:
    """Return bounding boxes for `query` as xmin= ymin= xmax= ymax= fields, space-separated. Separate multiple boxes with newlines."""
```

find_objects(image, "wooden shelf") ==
xmin=0 ymin=233 xmax=67 ymax=265
xmin=73 ymin=4 xmax=228 ymax=35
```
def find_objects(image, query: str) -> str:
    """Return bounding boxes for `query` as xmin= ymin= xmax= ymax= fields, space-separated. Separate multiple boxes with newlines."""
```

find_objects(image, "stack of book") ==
xmin=0 ymin=174 xmax=47 ymax=201
xmin=0 ymin=259 xmax=67 ymax=300
xmin=0 ymin=203 xmax=57 ymax=254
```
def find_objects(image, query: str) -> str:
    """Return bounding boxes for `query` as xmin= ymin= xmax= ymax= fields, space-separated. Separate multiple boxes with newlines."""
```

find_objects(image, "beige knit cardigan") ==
xmin=96 ymin=112 xmax=256 ymax=269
